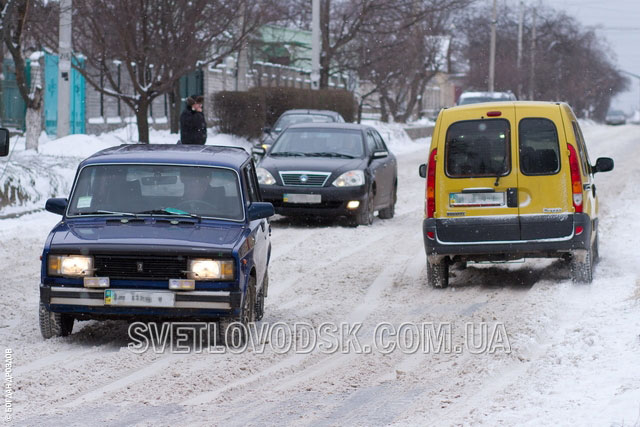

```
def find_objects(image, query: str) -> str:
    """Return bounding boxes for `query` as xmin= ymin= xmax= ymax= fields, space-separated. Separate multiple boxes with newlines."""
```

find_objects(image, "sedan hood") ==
xmin=260 ymin=156 xmax=365 ymax=175
xmin=48 ymin=219 xmax=246 ymax=255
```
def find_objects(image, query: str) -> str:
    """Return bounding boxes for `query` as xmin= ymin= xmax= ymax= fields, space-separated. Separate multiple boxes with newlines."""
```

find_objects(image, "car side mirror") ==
xmin=418 ymin=163 xmax=427 ymax=178
xmin=45 ymin=198 xmax=68 ymax=215
xmin=252 ymin=146 xmax=266 ymax=156
xmin=0 ymin=128 xmax=9 ymax=157
xmin=593 ymin=157 xmax=614 ymax=173
xmin=248 ymin=202 xmax=274 ymax=221
xmin=372 ymin=150 xmax=388 ymax=159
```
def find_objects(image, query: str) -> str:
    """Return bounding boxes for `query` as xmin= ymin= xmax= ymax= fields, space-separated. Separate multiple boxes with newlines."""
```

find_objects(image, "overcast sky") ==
xmin=539 ymin=0 xmax=640 ymax=113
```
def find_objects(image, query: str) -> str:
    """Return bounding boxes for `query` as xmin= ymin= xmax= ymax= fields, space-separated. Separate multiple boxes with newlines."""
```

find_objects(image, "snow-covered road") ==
xmin=1 ymin=123 xmax=639 ymax=426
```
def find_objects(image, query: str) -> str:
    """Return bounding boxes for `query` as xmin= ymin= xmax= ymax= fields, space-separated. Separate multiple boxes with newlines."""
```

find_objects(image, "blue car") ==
xmin=39 ymin=144 xmax=273 ymax=341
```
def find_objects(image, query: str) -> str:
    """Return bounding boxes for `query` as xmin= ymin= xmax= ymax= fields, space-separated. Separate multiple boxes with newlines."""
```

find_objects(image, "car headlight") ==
xmin=187 ymin=259 xmax=235 ymax=281
xmin=332 ymin=170 xmax=365 ymax=187
xmin=48 ymin=255 xmax=94 ymax=277
xmin=257 ymin=167 xmax=276 ymax=185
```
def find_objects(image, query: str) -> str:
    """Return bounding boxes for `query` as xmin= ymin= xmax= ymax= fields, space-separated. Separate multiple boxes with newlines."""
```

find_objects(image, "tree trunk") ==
xmin=319 ymin=0 xmax=331 ymax=89
xmin=135 ymin=98 xmax=150 ymax=143
xmin=25 ymin=89 xmax=43 ymax=151
xmin=25 ymin=106 xmax=42 ymax=151
xmin=169 ymin=79 xmax=181 ymax=134
xmin=380 ymin=97 xmax=389 ymax=123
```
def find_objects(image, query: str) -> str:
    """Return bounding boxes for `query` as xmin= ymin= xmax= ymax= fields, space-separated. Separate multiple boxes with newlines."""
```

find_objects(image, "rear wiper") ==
xmin=135 ymin=208 xmax=201 ymax=221
xmin=305 ymin=152 xmax=356 ymax=159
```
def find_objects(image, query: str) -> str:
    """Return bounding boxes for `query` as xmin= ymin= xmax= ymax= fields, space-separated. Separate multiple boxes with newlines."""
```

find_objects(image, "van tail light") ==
xmin=426 ymin=148 xmax=437 ymax=218
xmin=567 ymin=143 xmax=583 ymax=213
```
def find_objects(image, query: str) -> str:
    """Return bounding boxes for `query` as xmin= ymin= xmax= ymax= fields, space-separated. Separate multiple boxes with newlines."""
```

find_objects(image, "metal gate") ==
xmin=1 ymin=59 xmax=29 ymax=129
xmin=43 ymin=53 xmax=86 ymax=136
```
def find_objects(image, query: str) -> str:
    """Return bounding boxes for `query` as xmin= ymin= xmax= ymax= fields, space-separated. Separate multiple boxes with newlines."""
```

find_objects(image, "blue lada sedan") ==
xmin=39 ymin=144 xmax=274 ymax=341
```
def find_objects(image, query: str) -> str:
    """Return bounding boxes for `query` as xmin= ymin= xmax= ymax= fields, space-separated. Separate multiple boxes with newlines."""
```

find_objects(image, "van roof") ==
xmin=445 ymin=100 xmax=568 ymax=113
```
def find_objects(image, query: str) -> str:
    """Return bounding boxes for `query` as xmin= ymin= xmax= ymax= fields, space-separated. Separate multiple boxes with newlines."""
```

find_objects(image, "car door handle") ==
xmin=583 ymin=184 xmax=591 ymax=190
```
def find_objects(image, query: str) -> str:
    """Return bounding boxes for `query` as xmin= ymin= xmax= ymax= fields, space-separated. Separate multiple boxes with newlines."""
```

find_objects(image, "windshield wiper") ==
xmin=135 ymin=208 xmax=201 ymax=221
xmin=305 ymin=152 xmax=356 ymax=159
xmin=270 ymin=151 xmax=306 ymax=157
xmin=76 ymin=210 xmax=137 ymax=216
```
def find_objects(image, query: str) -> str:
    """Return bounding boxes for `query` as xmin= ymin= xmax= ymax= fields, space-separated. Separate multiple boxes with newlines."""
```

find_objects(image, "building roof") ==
xmin=80 ymin=144 xmax=250 ymax=169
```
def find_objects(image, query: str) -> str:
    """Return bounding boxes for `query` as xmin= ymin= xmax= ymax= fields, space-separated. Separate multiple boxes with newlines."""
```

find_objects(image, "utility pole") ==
xmin=488 ymin=0 xmax=497 ymax=92
xmin=311 ymin=0 xmax=321 ymax=90
xmin=528 ymin=6 xmax=537 ymax=100
xmin=517 ymin=1 xmax=524 ymax=99
xmin=57 ymin=0 xmax=72 ymax=138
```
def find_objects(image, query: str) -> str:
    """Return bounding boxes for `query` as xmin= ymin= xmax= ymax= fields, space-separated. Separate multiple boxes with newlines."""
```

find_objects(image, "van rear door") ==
xmin=436 ymin=105 xmax=520 ymax=242
xmin=515 ymin=105 xmax=573 ymax=240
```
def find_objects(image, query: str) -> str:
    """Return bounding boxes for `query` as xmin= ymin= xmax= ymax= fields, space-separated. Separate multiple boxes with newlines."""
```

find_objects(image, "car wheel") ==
xmin=39 ymin=300 xmax=74 ymax=339
xmin=353 ymin=192 xmax=374 ymax=226
xmin=427 ymin=256 xmax=449 ymax=288
xmin=255 ymin=272 xmax=267 ymax=321
xmin=570 ymin=244 xmax=594 ymax=284
xmin=378 ymin=183 xmax=396 ymax=219
xmin=219 ymin=276 xmax=256 ymax=346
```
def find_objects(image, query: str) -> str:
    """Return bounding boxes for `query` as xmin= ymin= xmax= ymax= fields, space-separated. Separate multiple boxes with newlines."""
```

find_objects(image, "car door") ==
xmin=515 ymin=105 xmax=573 ymax=240
xmin=242 ymin=163 xmax=268 ymax=288
xmin=372 ymin=129 xmax=396 ymax=206
xmin=437 ymin=105 xmax=521 ymax=242
xmin=365 ymin=130 xmax=387 ymax=209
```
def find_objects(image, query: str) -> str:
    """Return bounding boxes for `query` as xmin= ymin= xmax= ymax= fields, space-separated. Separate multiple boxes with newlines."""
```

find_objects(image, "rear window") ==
xmin=518 ymin=118 xmax=560 ymax=175
xmin=445 ymin=119 xmax=510 ymax=178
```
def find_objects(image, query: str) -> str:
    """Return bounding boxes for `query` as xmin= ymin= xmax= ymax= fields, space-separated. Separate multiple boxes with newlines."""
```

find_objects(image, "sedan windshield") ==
xmin=274 ymin=114 xmax=334 ymax=131
xmin=67 ymin=164 xmax=244 ymax=220
xmin=270 ymin=129 xmax=364 ymax=158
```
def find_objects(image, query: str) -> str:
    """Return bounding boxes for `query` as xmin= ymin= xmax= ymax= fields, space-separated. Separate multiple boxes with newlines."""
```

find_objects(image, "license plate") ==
xmin=283 ymin=193 xmax=321 ymax=204
xmin=104 ymin=289 xmax=175 ymax=307
xmin=449 ymin=192 xmax=505 ymax=207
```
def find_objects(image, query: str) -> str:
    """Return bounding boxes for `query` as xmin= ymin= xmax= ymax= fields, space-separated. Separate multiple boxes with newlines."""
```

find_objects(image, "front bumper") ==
xmin=261 ymin=185 xmax=367 ymax=217
xmin=40 ymin=285 xmax=241 ymax=320
xmin=423 ymin=213 xmax=593 ymax=258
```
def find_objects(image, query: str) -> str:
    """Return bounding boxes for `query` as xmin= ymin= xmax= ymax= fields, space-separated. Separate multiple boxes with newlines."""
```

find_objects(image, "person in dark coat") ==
xmin=180 ymin=95 xmax=207 ymax=145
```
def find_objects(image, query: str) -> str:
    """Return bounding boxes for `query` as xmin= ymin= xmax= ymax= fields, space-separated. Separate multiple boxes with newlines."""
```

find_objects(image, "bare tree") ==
xmin=459 ymin=4 xmax=628 ymax=120
xmin=1 ymin=0 xmax=55 ymax=150
xmin=55 ymin=0 xmax=276 ymax=143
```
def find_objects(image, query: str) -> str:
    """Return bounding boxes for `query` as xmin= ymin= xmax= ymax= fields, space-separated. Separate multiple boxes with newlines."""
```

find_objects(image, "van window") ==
xmin=518 ymin=118 xmax=560 ymax=175
xmin=445 ymin=119 xmax=510 ymax=178
xmin=572 ymin=121 xmax=591 ymax=176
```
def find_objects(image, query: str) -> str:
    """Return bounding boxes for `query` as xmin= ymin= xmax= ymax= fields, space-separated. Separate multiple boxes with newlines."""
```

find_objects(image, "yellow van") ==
xmin=419 ymin=101 xmax=614 ymax=287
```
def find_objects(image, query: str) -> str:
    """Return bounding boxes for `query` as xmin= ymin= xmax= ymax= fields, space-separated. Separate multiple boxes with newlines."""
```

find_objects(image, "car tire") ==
xmin=427 ymin=256 xmax=449 ymax=288
xmin=353 ymin=192 xmax=374 ymax=226
xmin=39 ymin=300 xmax=74 ymax=339
xmin=378 ymin=183 xmax=396 ymax=220
xmin=570 ymin=244 xmax=594 ymax=284
xmin=219 ymin=276 xmax=256 ymax=346
xmin=255 ymin=272 xmax=267 ymax=321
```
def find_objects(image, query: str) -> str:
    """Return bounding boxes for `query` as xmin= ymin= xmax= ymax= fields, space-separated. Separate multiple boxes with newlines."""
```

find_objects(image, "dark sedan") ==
xmin=254 ymin=123 xmax=397 ymax=226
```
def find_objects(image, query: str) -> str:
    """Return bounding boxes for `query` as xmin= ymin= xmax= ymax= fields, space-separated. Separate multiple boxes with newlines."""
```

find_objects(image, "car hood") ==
xmin=47 ymin=219 xmax=246 ymax=255
xmin=260 ymin=156 xmax=365 ymax=176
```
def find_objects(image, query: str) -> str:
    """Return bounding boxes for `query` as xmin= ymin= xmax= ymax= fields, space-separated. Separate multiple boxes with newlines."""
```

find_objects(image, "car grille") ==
xmin=279 ymin=171 xmax=331 ymax=187
xmin=94 ymin=255 xmax=187 ymax=280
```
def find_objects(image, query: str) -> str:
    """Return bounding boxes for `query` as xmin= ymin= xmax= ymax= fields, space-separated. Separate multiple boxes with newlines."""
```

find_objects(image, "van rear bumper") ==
xmin=423 ymin=213 xmax=592 ymax=257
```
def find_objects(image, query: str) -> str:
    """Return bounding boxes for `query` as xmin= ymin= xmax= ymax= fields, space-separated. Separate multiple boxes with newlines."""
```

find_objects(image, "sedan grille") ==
xmin=94 ymin=255 xmax=187 ymax=280
xmin=279 ymin=171 xmax=331 ymax=187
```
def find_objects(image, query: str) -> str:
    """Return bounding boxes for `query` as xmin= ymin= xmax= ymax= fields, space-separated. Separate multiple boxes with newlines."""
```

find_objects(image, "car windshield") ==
xmin=270 ymin=128 xmax=364 ymax=158
xmin=67 ymin=164 xmax=244 ymax=221
xmin=608 ymin=110 xmax=624 ymax=116
xmin=274 ymin=114 xmax=334 ymax=131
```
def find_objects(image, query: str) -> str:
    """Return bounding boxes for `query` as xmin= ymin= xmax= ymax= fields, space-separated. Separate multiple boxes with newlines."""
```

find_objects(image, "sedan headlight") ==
xmin=48 ymin=255 xmax=94 ymax=277
xmin=187 ymin=259 xmax=235 ymax=281
xmin=332 ymin=170 xmax=365 ymax=187
xmin=257 ymin=167 xmax=276 ymax=185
